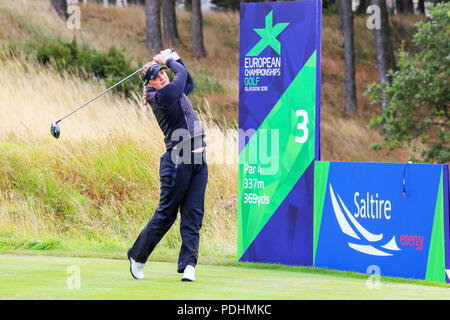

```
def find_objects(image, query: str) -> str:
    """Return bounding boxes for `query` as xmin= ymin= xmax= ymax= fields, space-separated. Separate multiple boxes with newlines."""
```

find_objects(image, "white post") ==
xmin=103 ymin=0 xmax=109 ymax=8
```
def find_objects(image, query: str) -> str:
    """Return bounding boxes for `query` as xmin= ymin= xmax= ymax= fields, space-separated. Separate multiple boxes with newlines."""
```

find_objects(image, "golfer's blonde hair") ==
xmin=140 ymin=61 xmax=157 ymax=106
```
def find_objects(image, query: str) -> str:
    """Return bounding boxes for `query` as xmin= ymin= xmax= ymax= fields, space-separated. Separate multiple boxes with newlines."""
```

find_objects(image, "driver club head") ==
xmin=50 ymin=122 xmax=60 ymax=139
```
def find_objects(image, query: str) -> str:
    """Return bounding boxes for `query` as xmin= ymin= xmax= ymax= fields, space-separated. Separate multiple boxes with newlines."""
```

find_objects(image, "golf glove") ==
xmin=162 ymin=48 xmax=180 ymax=62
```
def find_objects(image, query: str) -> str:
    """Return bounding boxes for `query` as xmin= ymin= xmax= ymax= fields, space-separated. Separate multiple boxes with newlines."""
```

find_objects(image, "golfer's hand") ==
xmin=153 ymin=52 xmax=169 ymax=65
xmin=161 ymin=48 xmax=180 ymax=61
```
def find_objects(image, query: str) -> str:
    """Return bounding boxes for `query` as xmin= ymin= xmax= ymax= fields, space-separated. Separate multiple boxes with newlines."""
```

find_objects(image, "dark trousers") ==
xmin=128 ymin=149 xmax=208 ymax=273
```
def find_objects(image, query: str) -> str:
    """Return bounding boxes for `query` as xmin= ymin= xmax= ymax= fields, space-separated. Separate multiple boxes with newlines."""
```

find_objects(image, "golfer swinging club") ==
xmin=127 ymin=49 xmax=208 ymax=282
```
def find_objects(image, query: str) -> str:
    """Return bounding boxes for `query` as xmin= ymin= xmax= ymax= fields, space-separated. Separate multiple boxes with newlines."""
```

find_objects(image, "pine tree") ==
xmin=340 ymin=0 xmax=357 ymax=114
xmin=192 ymin=0 xmax=206 ymax=58
xmin=162 ymin=0 xmax=179 ymax=46
xmin=146 ymin=0 xmax=163 ymax=54
xmin=371 ymin=0 xmax=397 ymax=111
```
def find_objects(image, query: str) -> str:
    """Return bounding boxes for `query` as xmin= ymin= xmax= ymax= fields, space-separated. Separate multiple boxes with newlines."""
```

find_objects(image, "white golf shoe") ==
xmin=181 ymin=265 xmax=195 ymax=282
xmin=127 ymin=250 xmax=145 ymax=280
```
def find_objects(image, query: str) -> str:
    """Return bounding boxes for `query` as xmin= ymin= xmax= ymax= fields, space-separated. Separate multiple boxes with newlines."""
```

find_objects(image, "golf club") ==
xmin=50 ymin=68 xmax=142 ymax=139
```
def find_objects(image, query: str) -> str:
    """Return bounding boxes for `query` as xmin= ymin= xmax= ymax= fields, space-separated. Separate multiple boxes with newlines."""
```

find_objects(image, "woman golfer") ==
xmin=127 ymin=49 xmax=207 ymax=282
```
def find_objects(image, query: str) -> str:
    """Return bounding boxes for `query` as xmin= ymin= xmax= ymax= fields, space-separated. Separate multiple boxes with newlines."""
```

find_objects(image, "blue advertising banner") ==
xmin=314 ymin=161 xmax=450 ymax=282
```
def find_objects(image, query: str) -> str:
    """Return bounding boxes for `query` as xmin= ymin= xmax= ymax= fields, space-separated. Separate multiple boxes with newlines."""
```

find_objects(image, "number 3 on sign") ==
xmin=295 ymin=109 xmax=309 ymax=144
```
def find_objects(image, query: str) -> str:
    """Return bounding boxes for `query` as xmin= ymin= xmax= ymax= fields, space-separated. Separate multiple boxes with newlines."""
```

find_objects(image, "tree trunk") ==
xmin=336 ymin=0 xmax=344 ymax=29
xmin=371 ymin=0 xmax=397 ymax=111
xmin=162 ymin=0 xmax=179 ymax=46
xmin=386 ymin=0 xmax=397 ymax=15
xmin=356 ymin=0 xmax=370 ymax=14
xmin=340 ymin=0 xmax=357 ymax=114
xmin=146 ymin=0 xmax=163 ymax=54
xmin=185 ymin=0 xmax=192 ymax=11
xmin=50 ymin=0 xmax=68 ymax=20
xmin=192 ymin=0 xmax=206 ymax=58
xmin=418 ymin=0 xmax=425 ymax=13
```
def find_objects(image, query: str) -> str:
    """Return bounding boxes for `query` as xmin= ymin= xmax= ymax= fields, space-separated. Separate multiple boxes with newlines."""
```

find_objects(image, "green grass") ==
xmin=1 ymin=254 xmax=450 ymax=300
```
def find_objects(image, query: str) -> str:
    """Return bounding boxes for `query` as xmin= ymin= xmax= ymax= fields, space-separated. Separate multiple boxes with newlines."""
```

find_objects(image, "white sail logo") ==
xmin=329 ymin=184 xmax=401 ymax=256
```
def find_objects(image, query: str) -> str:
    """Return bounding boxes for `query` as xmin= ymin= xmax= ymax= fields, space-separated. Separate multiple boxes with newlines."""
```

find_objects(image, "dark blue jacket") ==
xmin=146 ymin=58 xmax=206 ymax=152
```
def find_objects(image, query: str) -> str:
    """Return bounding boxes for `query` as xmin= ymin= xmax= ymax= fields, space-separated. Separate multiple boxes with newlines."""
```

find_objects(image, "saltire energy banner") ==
xmin=314 ymin=162 xmax=450 ymax=283
xmin=238 ymin=0 xmax=322 ymax=265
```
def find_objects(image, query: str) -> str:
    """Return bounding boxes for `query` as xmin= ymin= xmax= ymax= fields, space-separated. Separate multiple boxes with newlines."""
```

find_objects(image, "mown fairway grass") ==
xmin=1 ymin=254 xmax=450 ymax=300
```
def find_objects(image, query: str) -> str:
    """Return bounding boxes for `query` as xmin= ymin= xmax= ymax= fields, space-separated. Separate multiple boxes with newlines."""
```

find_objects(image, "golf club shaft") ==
xmin=56 ymin=68 xmax=142 ymax=124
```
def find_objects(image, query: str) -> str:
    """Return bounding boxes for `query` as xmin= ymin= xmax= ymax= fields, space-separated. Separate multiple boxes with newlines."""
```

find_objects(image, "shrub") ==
xmin=35 ymin=38 xmax=142 ymax=97
xmin=366 ymin=3 xmax=449 ymax=163
xmin=192 ymin=67 xmax=224 ymax=96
